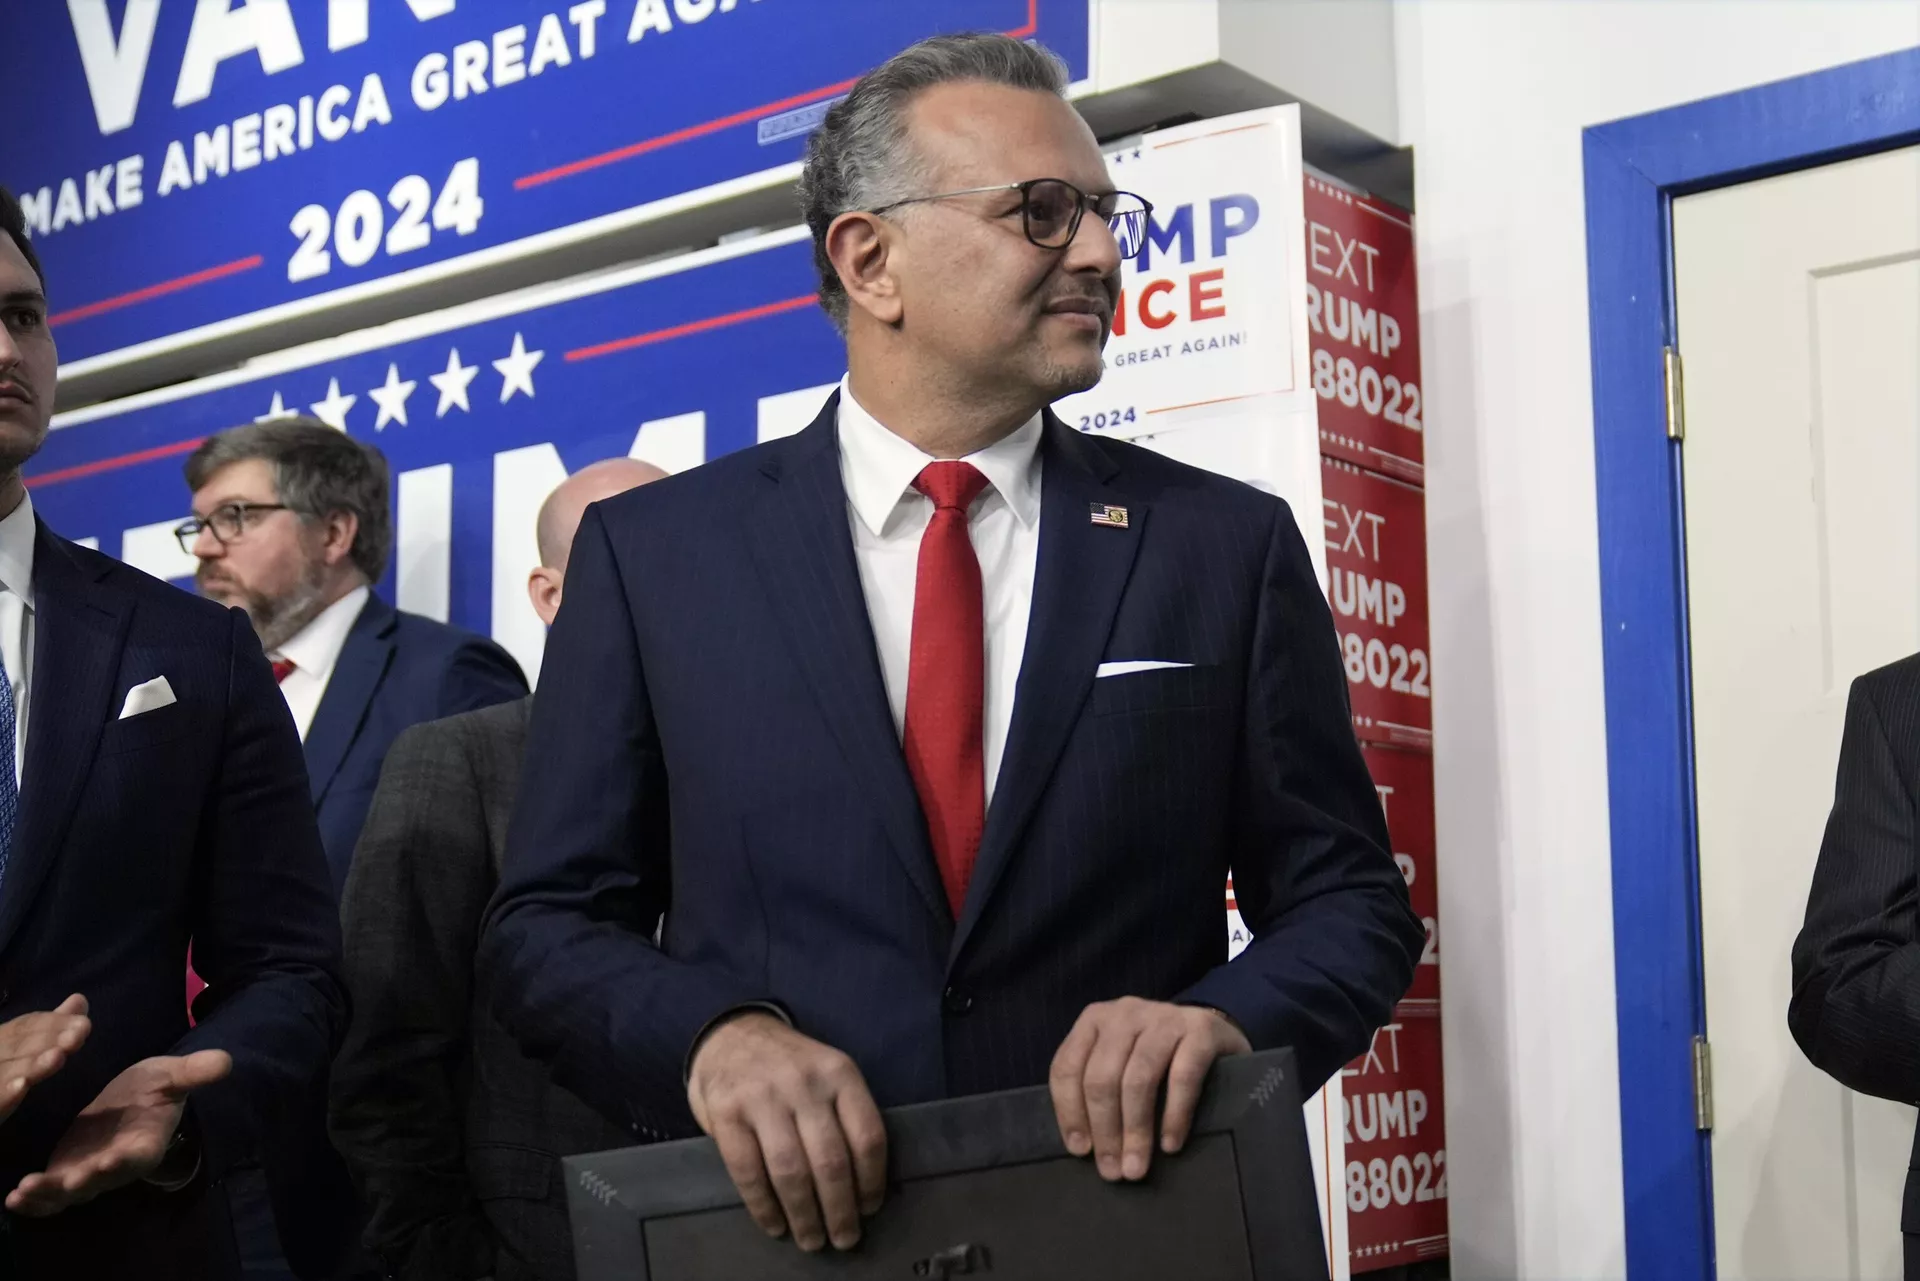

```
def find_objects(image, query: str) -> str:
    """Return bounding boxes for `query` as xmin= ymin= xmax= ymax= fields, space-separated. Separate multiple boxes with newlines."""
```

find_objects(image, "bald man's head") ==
xmin=536 ymin=457 xmax=669 ymax=572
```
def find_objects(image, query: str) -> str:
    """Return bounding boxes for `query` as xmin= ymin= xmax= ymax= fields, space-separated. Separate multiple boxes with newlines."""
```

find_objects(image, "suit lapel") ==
xmin=0 ymin=524 xmax=132 ymax=958
xmin=303 ymin=593 xmax=394 ymax=805
xmin=746 ymin=395 xmax=951 ymax=931
xmin=952 ymin=418 xmax=1145 ymax=961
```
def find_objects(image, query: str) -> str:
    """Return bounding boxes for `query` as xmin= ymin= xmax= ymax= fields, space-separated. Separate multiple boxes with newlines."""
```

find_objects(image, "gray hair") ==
xmin=184 ymin=417 xmax=392 ymax=583
xmin=798 ymin=32 xmax=1070 ymax=333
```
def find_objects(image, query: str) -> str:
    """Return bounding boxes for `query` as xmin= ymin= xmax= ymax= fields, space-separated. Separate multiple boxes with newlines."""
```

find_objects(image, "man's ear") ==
xmin=825 ymin=211 xmax=905 ymax=327
xmin=321 ymin=510 xmax=360 ymax=569
xmin=528 ymin=566 xmax=564 ymax=627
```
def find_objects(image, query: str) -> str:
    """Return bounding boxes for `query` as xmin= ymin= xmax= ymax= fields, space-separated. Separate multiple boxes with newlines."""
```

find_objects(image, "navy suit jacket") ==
xmin=306 ymin=593 xmax=526 ymax=894
xmin=482 ymin=399 xmax=1422 ymax=1139
xmin=0 ymin=524 xmax=345 ymax=1277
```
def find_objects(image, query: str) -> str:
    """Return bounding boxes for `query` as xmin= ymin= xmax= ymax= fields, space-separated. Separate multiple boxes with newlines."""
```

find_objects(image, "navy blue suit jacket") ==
xmin=306 ymin=593 xmax=526 ymax=894
xmin=483 ymin=399 xmax=1422 ymax=1139
xmin=0 ymin=524 xmax=345 ymax=1276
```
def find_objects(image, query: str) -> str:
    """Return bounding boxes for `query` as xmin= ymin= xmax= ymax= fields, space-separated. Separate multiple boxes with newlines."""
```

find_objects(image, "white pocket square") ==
xmin=1095 ymin=660 xmax=1194 ymax=678
xmin=117 ymin=675 xmax=177 ymax=720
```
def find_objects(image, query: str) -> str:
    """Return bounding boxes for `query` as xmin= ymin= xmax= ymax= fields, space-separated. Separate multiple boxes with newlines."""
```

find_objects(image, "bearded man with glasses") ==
xmin=179 ymin=418 xmax=524 ymax=1281
xmin=483 ymin=31 xmax=1421 ymax=1257
xmin=179 ymin=419 xmax=526 ymax=898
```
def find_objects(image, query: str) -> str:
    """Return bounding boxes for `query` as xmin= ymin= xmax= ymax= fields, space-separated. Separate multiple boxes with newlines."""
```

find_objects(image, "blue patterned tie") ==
xmin=0 ymin=644 xmax=17 ymax=889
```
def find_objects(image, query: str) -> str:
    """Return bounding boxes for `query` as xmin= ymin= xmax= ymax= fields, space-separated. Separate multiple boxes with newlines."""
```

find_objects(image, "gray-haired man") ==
xmin=485 ymin=29 xmax=1416 ymax=1260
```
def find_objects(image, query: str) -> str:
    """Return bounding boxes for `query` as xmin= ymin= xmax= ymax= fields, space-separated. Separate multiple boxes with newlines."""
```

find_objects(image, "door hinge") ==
xmin=1692 ymin=1034 xmax=1713 ymax=1131
xmin=1664 ymin=346 xmax=1686 ymax=442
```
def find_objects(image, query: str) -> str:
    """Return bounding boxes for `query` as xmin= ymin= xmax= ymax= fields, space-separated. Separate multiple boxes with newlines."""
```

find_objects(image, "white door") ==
xmin=1676 ymin=144 xmax=1920 ymax=1279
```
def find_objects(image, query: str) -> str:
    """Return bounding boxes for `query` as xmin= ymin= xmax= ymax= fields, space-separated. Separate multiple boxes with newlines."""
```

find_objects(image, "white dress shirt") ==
xmin=837 ymin=379 xmax=1043 ymax=804
xmin=0 ymin=491 xmax=34 ymax=786
xmin=271 ymin=584 xmax=370 ymax=741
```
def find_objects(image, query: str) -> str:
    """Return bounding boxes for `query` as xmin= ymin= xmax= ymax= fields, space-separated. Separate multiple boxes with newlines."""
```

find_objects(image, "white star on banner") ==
xmin=309 ymin=378 xmax=356 ymax=431
xmin=492 ymin=332 xmax=544 ymax=404
xmin=430 ymin=347 xmax=479 ymax=417
xmin=367 ymin=363 xmax=417 ymax=431
xmin=254 ymin=391 xmax=294 ymax=422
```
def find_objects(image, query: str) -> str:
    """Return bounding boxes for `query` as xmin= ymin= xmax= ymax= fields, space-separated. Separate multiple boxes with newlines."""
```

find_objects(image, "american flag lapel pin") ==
xmin=1089 ymin=503 xmax=1129 ymax=528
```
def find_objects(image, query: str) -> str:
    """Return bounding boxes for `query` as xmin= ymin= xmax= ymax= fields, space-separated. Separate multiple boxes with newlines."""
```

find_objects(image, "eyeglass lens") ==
xmin=1023 ymin=180 xmax=1151 ymax=258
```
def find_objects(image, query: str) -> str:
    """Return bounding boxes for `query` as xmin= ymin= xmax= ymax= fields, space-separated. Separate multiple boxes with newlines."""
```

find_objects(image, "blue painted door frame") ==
xmin=1585 ymin=47 xmax=1920 ymax=1279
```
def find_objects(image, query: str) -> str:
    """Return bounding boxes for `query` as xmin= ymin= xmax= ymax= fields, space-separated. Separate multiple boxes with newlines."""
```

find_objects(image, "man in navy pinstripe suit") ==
xmin=481 ymin=33 xmax=1422 ymax=1256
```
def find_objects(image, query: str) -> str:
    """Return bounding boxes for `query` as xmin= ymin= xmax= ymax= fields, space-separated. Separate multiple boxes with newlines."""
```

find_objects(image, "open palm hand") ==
xmin=5 ymin=1050 xmax=231 ymax=1217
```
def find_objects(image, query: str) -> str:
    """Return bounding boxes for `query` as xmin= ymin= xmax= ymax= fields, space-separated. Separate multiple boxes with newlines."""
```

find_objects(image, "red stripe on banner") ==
xmin=515 ymin=78 xmax=861 ymax=190
xmin=515 ymin=0 xmax=1041 ymax=191
xmin=564 ymin=294 xmax=816 ymax=362
xmin=1148 ymin=392 xmax=1266 ymax=415
xmin=48 ymin=257 xmax=265 ymax=328
xmin=26 ymin=436 xmax=206 ymax=489
xmin=1152 ymin=120 xmax=1271 ymax=151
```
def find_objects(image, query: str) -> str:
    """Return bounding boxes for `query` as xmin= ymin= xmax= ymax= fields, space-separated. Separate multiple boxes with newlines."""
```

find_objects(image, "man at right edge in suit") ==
xmin=482 ymin=32 xmax=1423 ymax=1255
xmin=1793 ymin=653 xmax=1920 ymax=1275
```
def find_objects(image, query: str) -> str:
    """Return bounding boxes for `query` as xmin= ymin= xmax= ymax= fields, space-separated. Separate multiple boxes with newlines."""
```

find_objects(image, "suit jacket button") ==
xmin=942 ymin=987 xmax=973 ymax=1017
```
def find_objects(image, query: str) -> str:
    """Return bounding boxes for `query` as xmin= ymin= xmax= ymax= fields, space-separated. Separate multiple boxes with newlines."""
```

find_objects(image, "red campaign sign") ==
xmin=1304 ymin=175 xmax=1423 ymax=485
xmin=1343 ymin=1013 xmax=1449 ymax=1270
xmin=1364 ymin=744 xmax=1439 ymax=1005
xmin=1323 ymin=457 xmax=1432 ymax=751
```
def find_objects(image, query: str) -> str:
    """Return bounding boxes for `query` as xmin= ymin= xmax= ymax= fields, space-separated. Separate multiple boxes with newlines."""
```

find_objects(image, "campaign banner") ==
xmin=1058 ymin=107 xmax=1316 ymax=443
xmin=1304 ymin=174 xmax=1422 ymax=485
xmin=1365 ymin=744 xmax=1439 ymax=1008
xmin=1353 ymin=746 xmax=1447 ymax=1269
xmin=6 ymin=0 xmax=1088 ymax=372
xmin=1342 ymin=1011 xmax=1449 ymax=1269
xmin=1322 ymin=456 xmax=1431 ymax=751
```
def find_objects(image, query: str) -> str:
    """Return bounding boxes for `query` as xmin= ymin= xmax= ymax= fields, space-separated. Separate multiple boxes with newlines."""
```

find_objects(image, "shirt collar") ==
xmin=836 ymin=377 xmax=1044 ymax=538
xmin=0 ymin=490 xmax=36 ymax=610
xmin=273 ymin=584 xmax=370 ymax=682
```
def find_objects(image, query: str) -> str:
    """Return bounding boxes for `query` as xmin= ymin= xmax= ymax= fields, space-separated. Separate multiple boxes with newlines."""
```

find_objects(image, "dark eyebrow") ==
xmin=1 ymin=290 xmax=46 ymax=309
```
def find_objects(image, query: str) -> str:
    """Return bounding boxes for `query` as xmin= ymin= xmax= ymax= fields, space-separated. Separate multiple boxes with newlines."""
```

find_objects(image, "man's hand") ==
xmin=1050 ymin=998 xmax=1252 ymax=1183
xmin=5 ymin=1050 xmax=232 ymax=1217
xmin=687 ymin=1012 xmax=887 ymax=1253
xmin=0 ymin=995 xmax=91 ymax=1125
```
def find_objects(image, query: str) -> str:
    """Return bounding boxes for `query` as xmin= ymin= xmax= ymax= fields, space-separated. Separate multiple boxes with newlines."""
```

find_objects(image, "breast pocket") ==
xmin=1084 ymin=664 xmax=1233 ymax=717
xmin=95 ymin=703 xmax=200 ymax=757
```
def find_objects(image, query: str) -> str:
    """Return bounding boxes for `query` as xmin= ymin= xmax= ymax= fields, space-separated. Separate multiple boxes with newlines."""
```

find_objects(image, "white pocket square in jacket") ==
xmin=117 ymin=675 xmax=177 ymax=720
xmin=1095 ymin=660 xmax=1194 ymax=678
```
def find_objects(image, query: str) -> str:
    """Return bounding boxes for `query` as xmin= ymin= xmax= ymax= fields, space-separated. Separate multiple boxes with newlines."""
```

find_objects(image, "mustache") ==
xmin=1042 ymin=285 xmax=1117 ymax=317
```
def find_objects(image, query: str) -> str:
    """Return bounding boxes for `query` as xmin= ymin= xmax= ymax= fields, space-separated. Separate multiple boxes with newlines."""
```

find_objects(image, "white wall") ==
xmin=1397 ymin=3 xmax=1920 ymax=1277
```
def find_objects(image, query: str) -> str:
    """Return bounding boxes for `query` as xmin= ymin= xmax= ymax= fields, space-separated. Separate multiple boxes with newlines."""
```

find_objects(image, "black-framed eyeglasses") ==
xmin=867 ymin=178 xmax=1155 ymax=258
xmin=174 ymin=502 xmax=292 ymax=554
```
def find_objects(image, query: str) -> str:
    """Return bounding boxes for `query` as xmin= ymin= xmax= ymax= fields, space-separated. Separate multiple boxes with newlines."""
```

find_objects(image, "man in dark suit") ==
xmin=0 ymin=186 xmax=347 ymax=1278
xmin=182 ymin=418 xmax=528 ymax=896
xmin=331 ymin=457 xmax=664 ymax=1281
xmin=1792 ymin=653 xmax=1920 ymax=1275
xmin=181 ymin=422 xmax=523 ymax=1279
xmin=482 ymin=32 xmax=1423 ymax=1256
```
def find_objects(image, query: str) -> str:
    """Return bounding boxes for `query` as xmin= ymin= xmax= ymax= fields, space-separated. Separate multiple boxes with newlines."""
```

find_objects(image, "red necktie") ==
xmin=903 ymin=462 xmax=992 ymax=918
xmin=270 ymin=658 xmax=296 ymax=683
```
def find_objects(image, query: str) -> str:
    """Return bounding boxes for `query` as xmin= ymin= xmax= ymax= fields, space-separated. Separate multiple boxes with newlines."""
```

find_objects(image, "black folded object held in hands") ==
xmin=564 ymin=1047 xmax=1327 ymax=1281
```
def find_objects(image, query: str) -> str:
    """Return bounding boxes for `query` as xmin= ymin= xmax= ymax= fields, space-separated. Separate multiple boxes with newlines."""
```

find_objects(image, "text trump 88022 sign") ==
xmin=5 ymin=0 xmax=1088 ymax=374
